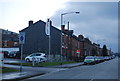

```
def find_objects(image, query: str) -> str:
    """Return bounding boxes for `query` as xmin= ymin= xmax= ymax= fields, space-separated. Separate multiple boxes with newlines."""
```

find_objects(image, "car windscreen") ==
xmin=29 ymin=54 xmax=34 ymax=57
xmin=85 ymin=57 xmax=94 ymax=59
xmin=9 ymin=51 xmax=17 ymax=54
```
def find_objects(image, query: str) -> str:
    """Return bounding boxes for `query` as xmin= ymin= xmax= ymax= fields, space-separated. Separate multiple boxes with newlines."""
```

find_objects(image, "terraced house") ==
xmin=20 ymin=20 xmax=111 ymax=61
xmin=20 ymin=20 xmax=61 ymax=59
xmin=0 ymin=29 xmax=19 ymax=48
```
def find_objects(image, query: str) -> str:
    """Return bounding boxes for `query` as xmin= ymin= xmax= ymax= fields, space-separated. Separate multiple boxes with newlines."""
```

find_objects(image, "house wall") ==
xmin=21 ymin=20 xmax=61 ymax=57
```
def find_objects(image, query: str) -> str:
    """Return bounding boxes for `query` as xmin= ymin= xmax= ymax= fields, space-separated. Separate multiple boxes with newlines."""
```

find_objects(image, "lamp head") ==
xmin=75 ymin=12 xmax=80 ymax=14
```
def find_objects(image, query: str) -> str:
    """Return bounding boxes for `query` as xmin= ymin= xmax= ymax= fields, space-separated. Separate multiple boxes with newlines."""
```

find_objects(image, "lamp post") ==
xmin=61 ymin=12 xmax=80 ymax=27
xmin=60 ymin=11 xmax=80 ymax=62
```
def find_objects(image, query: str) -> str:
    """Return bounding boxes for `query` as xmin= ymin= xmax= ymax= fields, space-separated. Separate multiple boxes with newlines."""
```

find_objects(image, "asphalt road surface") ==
xmin=25 ymin=57 xmax=118 ymax=80
xmin=4 ymin=58 xmax=26 ymax=63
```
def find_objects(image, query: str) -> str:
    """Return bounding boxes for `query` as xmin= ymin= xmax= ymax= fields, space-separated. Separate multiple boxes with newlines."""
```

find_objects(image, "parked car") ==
xmin=2 ymin=51 xmax=9 ymax=58
xmin=25 ymin=53 xmax=47 ymax=62
xmin=111 ymin=55 xmax=115 ymax=59
xmin=94 ymin=56 xmax=101 ymax=63
xmin=104 ymin=56 xmax=109 ymax=60
xmin=8 ymin=51 xmax=20 ymax=58
xmin=84 ymin=56 xmax=95 ymax=64
xmin=98 ymin=56 xmax=104 ymax=61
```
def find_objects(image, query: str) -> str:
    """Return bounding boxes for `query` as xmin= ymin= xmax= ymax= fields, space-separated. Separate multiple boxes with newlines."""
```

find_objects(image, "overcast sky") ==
xmin=0 ymin=0 xmax=119 ymax=53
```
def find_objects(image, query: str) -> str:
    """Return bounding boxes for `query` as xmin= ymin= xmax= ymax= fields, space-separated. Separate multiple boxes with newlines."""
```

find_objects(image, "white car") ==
xmin=84 ymin=56 xmax=95 ymax=64
xmin=25 ymin=53 xmax=47 ymax=62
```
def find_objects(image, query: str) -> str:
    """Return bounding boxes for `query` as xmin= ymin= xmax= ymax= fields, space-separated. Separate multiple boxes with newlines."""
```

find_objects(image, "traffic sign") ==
xmin=19 ymin=32 xmax=25 ymax=44
xmin=76 ymin=50 xmax=80 ymax=53
xmin=19 ymin=32 xmax=25 ymax=72
xmin=0 ymin=52 xmax=3 ymax=68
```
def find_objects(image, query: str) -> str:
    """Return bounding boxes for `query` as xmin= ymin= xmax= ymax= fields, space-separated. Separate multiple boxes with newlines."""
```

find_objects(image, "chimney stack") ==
xmin=47 ymin=19 xmax=52 ymax=26
xmin=50 ymin=20 xmax=52 ymax=26
xmin=29 ymin=20 xmax=33 ymax=26
xmin=61 ymin=25 xmax=65 ymax=31
xmin=78 ymin=35 xmax=84 ymax=39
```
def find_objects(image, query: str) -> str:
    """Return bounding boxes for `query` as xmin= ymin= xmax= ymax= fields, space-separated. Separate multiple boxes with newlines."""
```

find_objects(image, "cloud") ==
xmin=0 ymin=0 xmax=68 ymax=32
xmin=50 ymin=2 xmax=118 ymax=52
xmin=0 ymin=0 xmax=118 ymax=52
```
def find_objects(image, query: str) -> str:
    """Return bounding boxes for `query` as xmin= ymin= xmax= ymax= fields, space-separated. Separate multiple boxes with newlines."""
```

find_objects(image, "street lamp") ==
xmin=60 ymin=11 xmax=80 ymax=62
xmin=61 ymin=12 xmax=80 ymax=26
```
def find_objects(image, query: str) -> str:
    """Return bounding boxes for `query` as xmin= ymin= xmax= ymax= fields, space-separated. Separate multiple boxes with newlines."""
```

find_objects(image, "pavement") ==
xmin=49 ymin=62 xmax=84 ymax=68
xmin=1 ymin=62 xmax=84 ymax=81
xmin=4 ymin=58 xmax=26 ymax=63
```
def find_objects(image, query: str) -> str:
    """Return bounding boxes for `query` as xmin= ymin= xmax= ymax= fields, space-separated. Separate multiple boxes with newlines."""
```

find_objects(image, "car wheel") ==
xmin=26 ymin=58 xmax=30 ymax=62
xmin=43 ymin=60 xmax=46 ymax=62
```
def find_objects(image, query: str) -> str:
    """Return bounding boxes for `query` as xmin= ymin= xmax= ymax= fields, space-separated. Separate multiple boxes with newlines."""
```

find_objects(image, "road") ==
xmin=3 ymin=64 xmax=67 ymax=80
xmin=25 ymin=57 xmax=118 ymax=80
xmin=3 ymin=64 xmax=67 ymax=75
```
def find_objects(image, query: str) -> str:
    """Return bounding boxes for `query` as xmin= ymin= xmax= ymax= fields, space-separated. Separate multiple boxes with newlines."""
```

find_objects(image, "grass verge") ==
xmin=4 ymin=61 xmax=77 ymax=67
xmin=2 ymin=67 xmax=18 ymax=73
